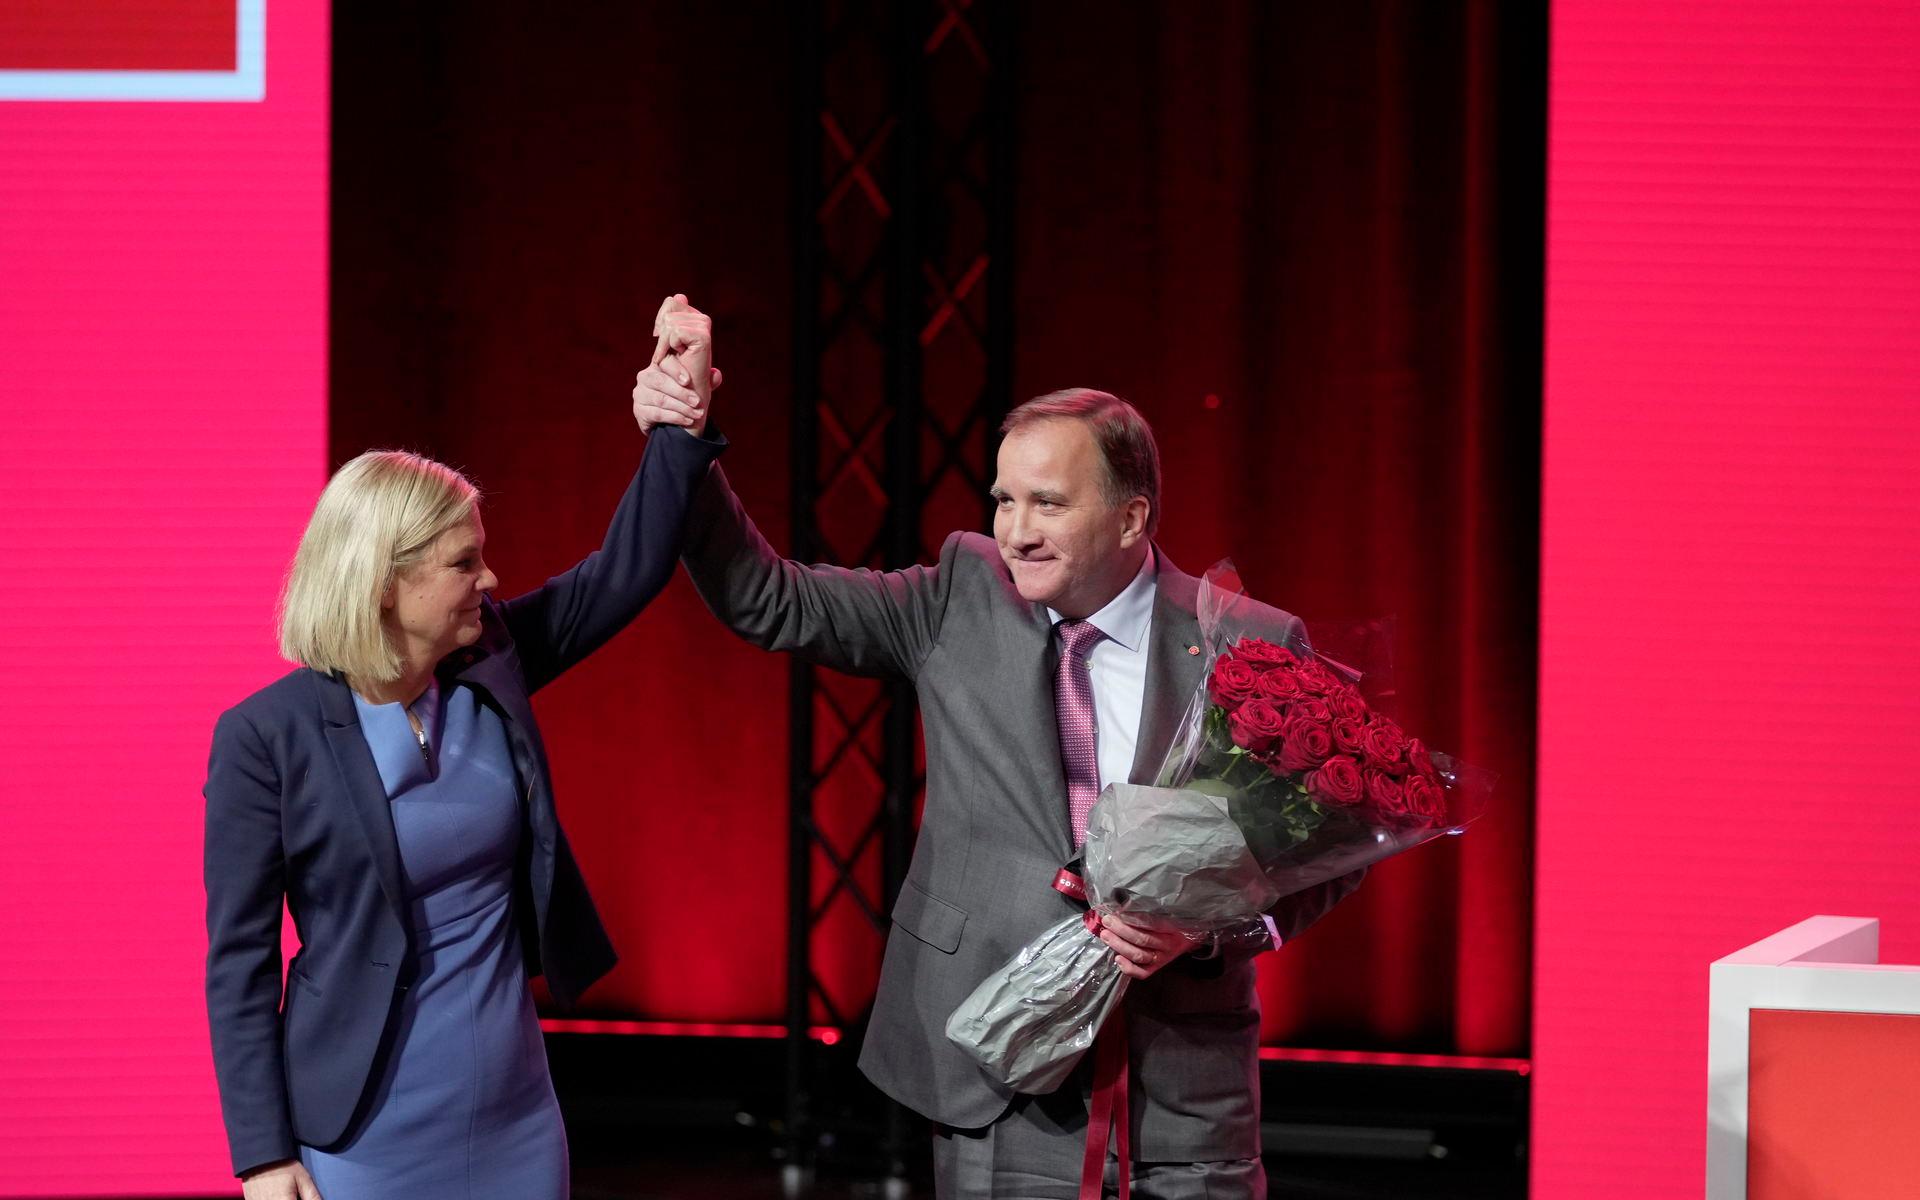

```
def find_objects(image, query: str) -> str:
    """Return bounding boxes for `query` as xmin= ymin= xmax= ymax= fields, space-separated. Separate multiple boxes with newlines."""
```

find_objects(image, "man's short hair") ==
xmin=1000 ymin=388 xmax=1162 ymax=535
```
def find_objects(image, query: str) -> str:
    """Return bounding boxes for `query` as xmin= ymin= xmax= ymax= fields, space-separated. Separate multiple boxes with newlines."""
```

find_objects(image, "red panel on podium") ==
xmin=1748 ymin=1009 xmax=1920 ymax=1200
xmin=0 ymin=0 xmax=235 ymax=70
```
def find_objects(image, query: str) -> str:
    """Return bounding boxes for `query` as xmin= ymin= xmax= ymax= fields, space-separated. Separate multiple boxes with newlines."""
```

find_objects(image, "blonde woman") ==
xmin=204 ymin=300 xmax=719 ymax=1200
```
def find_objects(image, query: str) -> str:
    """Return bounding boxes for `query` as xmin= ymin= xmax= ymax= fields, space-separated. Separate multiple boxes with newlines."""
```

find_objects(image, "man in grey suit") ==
xmin=634 ymin=315 xmax=1363 ymax=1198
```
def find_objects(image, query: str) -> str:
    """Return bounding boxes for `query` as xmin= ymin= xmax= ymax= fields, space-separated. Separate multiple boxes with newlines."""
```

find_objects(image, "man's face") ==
xmin=991 ymin=418 xmax=1145 ymax=618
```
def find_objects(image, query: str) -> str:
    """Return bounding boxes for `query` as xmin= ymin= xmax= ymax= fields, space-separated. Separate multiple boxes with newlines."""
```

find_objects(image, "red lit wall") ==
xmin=0 ymin=2 xmax=327 ymax=1192
xmin=1535 ymin=2 xmax=1920 ymax=1194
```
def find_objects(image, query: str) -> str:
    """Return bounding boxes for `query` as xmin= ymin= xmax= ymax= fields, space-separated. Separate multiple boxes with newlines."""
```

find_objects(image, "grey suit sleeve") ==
xmin=203 ymin=710 xmax=298 ymax=1176
xmin=1266 ymin=866 xmax=1366 ymax=944
xmin=1176 ymin=867 xmax=1366 ymax=978
xmin=681 ymin=462 xmax=955 ymax=679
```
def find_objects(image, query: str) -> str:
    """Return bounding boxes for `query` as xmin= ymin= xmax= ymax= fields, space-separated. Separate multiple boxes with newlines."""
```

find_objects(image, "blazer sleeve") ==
xmin=203 ymin=708 xmax=297 ymax=1177
xmin=1174 ymin=867 xmax=1368 ymax=979
xmin=679 ymin=461 xmax=957 ymax=680
xmin=498 ymin=425 xmax=727 ymax=694
xmin=1266 ymin=866 xmax=1367 ymax=944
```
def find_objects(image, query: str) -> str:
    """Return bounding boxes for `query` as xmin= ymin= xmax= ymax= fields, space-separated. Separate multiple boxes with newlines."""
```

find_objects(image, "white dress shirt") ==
xmin=1049 ymin=548 xmax=1280 ymax=950
xmin=1048 ymin=548 xmax=1157 ymax=792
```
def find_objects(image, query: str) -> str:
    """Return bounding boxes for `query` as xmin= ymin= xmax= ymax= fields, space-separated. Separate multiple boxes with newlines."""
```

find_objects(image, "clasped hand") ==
xmin=632 ymin=293 xmax=722 ymax=437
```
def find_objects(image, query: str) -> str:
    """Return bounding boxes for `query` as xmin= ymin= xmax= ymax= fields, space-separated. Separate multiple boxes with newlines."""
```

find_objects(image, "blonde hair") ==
xmin=278 ymin=450 xmax=480 ymax=684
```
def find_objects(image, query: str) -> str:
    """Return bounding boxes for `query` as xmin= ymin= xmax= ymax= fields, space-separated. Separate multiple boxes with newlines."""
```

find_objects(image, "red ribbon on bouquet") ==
xmin=1078 ymin=910 xmax=1131 ymax=1200
xmin=1053 ymin=866 xmax=1089 ymax=903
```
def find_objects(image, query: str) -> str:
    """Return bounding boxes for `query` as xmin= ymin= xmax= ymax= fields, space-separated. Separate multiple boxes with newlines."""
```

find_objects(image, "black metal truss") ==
xmin=785 ymin=0 xmax=1014 ymax=1190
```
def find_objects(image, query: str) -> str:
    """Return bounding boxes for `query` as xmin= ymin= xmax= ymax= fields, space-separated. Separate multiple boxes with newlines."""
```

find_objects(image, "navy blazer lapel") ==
xmin=311 ymin=671 xmax=409 ymax=917
xmin=452 ymin=649 xmax=533 ymax=733
xmin=1130 ymin=551 xmax=1207 ymax=786
xmin=447 ymin=604 xmax=536 ymax=739
xmin=450 ymin=649 xmax=548 ymax=813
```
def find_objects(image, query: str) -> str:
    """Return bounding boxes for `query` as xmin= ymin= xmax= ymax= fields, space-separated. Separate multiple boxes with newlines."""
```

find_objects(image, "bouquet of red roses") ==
xmin=947 ymin=564 xmax=1490 ymax=1093
xmin=1165 ymin=634 xmax=1460 ymax=896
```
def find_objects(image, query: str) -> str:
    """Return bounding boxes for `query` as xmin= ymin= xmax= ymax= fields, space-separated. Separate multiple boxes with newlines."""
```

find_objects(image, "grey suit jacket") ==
xmin=682 ymin=465 xmax=1362 ymax=1160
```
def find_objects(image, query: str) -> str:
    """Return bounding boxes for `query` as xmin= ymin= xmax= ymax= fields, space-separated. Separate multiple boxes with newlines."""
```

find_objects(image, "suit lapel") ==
xmin=453 ymin=651 xmax=534 ymax=736
xmin=993 ymin=583 xmax=1074 ymax=858
xmin=450 ymin=649 xmax=551 ymax=837
xmin=312 ymin=670 xmax=409 ymax=917
xmin=996 ymin=549 xmax=1208 ymax=853
xmin=1129 ymin=552 xmax=1208 ymax=786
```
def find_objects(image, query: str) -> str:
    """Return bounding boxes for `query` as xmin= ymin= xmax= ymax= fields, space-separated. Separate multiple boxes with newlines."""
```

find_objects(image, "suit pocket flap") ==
xmin=891 ymin=878 xmax=967 ymax=954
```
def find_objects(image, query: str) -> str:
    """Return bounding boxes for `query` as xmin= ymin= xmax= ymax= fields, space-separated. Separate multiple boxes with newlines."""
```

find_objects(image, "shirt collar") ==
xmin=1048 ymin=547 xmax=1157 ymax=652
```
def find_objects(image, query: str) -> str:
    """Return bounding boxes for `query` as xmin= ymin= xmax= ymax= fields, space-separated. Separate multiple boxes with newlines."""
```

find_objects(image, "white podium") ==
xmin=1708 ymin=916 xmax=1920 ymax=1199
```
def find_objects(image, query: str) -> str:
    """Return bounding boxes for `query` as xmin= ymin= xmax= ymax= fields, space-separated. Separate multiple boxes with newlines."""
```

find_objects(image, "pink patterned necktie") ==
xmin=1054 ymin=619 xmax=1107 ymax=847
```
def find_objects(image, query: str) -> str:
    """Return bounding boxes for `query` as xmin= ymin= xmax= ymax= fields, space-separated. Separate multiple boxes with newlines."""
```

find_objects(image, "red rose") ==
xmin=1278 ymin=716 xmax=1333 ymax=773
xmin=1330 ymin=716 xmax=1367 ymax=755
xmin=1288 ymin=696 xmax=1332 ymax=724
xmin=1327 ymin=687 xmax=1368 ymax=722
xmin=1234 ymin=638 xmax=1299 ymax=669
xmin=1407 ymin=737 xmax=1435 ymax=777
xmin=1227 ymin=699 xmax=1286 ymax=754
xmin=1254 ymin=667 xmax=1303 ymax=704
xmin=1404 ymin=774 xmax=1447 ymax=826
xmin=1362 ymin=717 xmax=1409 ymax=770
xmin=1307 ymin=755 xmax=1364 ymax=806
xmin=1210 ymin=655 xmax=1260 ymax=708
xmin=1297 ymin=659 xmax=1342 ymax=695
xmin=1363 ymin=770 xmax=1407 ymax=821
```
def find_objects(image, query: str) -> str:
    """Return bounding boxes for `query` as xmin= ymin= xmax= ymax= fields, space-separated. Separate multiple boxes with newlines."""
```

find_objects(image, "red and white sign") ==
xmin=0 ymin=0 xmax=262 ymax=101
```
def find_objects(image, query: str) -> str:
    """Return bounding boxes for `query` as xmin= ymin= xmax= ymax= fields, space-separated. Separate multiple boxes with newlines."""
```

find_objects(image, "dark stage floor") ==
xmin=554 ymin=1034 xmax=1529 ymax=1200
xmin=92 ymin=1034 xmax=1524 ymax=1200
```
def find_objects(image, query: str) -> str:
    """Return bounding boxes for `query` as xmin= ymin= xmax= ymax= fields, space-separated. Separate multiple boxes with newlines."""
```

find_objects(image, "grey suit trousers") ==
xmin=932 ymin=1084 xmax=1265 ymax=1200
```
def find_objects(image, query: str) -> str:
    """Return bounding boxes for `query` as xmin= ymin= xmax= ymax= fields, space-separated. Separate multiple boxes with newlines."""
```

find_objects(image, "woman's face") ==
xmin=385 ymin=512 xmax=498 ymax=665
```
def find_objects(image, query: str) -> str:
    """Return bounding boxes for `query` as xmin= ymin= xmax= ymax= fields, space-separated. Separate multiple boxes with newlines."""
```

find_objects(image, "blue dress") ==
xmin=300 ymin=681 xmax=568 ymax=1199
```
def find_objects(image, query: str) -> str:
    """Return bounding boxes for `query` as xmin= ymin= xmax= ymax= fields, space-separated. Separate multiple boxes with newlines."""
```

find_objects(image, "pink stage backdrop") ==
xmin=0 ymin=2 xmax=326 ymax=1194
xmin=1536 ymin=1 xmax=1920 ymax=1195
